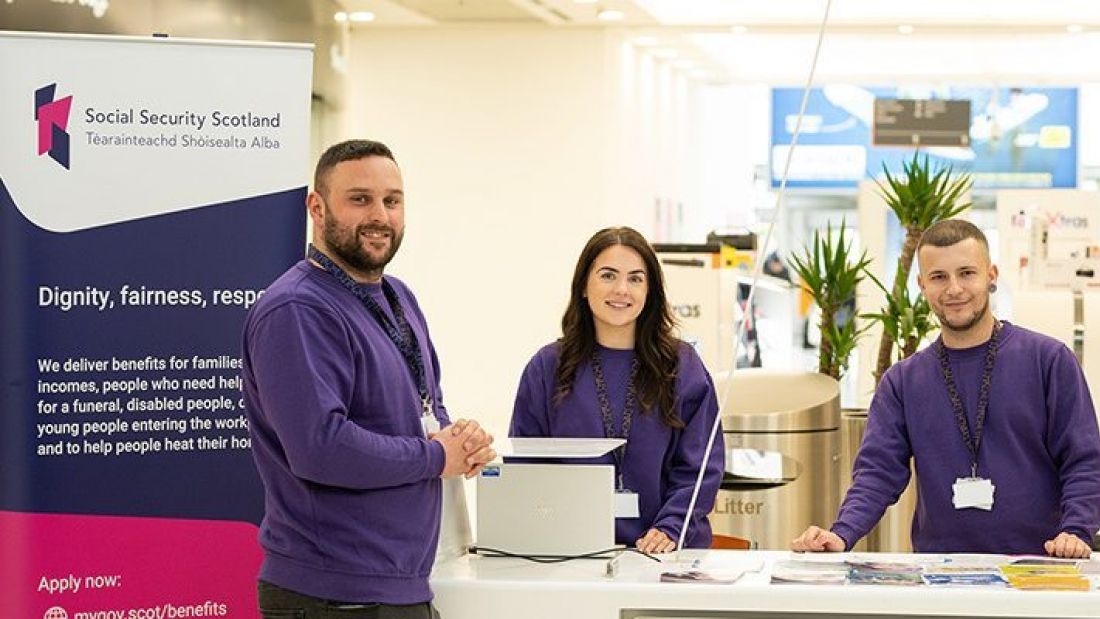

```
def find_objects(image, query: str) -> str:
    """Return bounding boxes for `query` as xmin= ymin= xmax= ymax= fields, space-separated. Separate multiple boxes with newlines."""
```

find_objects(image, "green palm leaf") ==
xmin=791 ymin=219 xmax=871 ymax=379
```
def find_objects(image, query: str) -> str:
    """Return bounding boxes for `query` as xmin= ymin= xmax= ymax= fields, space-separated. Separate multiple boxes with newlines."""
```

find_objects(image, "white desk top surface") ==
xmin=431 ymin=549 xmax=1100 ymax=619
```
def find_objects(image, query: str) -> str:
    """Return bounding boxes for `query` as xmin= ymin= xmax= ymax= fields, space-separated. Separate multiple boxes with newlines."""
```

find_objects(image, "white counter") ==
xmin=431 ymin=550 xmax=1100 ymax=619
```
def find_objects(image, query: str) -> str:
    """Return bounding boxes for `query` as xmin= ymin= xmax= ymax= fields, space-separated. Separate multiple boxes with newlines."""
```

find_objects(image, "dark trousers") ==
xmin=258 ymin=580 xmax=441 ymax=619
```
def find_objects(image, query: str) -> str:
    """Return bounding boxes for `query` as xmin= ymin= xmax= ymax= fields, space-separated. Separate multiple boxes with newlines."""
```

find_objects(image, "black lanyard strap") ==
xmin=935 ymin=321 xmax=1002 ymax=478
xmin=591 ymin=350 xmax=639 ymax=489
xmin=308 ymin=245 xmax=433 ymax=416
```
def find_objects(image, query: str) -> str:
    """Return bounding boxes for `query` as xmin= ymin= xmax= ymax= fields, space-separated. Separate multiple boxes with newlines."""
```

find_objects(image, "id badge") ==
xmin=614 ymin=489 xmax=640 ymax=519
xmin=420 ymin=413 xmax=440 ymax=437
xmin=952 ymin=477 xmax=995 ymax=510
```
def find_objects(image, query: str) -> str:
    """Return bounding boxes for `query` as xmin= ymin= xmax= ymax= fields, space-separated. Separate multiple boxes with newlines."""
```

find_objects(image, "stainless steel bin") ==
xmin=709 ymin=370 xmax=841 ymax=549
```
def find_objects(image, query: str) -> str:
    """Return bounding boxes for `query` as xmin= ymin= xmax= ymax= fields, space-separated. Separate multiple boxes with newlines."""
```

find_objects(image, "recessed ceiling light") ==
xmin=349 ymin=11 xmax=375 ymax=23
xmin=633 ymin=36 xmax=659 ymax=47
xmin=598 ymin=9 xmax=625 ymax=22
xmin=897 ymin=24 xmax=915 ymax=35
xmin=334 ymin=12 xmax=348 ymax=23
xmin=730 ymin=25 xmax=748 ymax=35
xmin=1067 ymin=24 xmax=1086 ymax=34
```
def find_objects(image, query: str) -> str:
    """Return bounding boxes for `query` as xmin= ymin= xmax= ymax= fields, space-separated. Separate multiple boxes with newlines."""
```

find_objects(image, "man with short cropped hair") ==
xmin=792 ymin=218 xmax=1100 ymax=558
xmin=242 ymin=139 xmax=495 ymax=618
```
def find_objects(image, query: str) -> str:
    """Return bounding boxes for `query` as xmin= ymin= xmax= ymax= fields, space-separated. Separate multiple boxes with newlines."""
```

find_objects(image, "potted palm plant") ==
xmin=791 ymin=220 xmax=872 ymax=380
xmin=871 ymin=153 xmax=972 ymax=383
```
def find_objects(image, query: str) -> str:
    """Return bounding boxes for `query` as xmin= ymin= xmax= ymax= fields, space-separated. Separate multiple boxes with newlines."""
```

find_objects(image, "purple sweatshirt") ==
xmin=833 ymin=321 xmax=1100 ymax=554
xmin=510 ymin=342 xmax=724 ymax=548
xmin=241 ymin=261 xmax=449 ymax=604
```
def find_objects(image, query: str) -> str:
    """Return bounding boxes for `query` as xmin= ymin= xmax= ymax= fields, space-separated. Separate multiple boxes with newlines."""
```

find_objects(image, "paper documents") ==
xmin=497 ymin=437 xmax=625 ymax=458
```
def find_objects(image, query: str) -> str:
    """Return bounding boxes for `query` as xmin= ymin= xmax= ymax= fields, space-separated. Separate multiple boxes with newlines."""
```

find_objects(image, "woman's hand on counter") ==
xmin=790 ymin=526 xmax=845 ymax=552
xmin=636 ymin=528 xmax=676 ymax=554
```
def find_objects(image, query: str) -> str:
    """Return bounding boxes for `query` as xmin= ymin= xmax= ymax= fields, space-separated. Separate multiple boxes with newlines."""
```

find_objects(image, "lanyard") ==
xmin=935 ymin=321 xmax=1002 ymax=478
xmin=591 ymin=350 xmax=639 ymax=489
xmin=307 ymin=245 xmax=433 ymax=417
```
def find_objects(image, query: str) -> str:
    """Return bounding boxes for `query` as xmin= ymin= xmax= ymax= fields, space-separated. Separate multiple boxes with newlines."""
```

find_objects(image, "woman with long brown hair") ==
xmin=509 ymin=226 xmax=724 ymax=552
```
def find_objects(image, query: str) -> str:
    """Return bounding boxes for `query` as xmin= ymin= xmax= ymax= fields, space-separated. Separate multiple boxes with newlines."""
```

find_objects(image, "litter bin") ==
xmin=709 ymin=370 xmax=841 ymax=550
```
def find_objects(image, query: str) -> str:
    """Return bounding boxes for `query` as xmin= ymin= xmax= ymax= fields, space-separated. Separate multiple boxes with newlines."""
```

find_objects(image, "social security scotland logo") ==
xmin=35 ymin=83 xmax=74 ymax=169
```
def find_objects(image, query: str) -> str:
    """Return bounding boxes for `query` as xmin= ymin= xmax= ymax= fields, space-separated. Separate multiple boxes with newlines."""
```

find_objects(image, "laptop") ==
xmin=476 ymin=462 xmax=616 ymax=558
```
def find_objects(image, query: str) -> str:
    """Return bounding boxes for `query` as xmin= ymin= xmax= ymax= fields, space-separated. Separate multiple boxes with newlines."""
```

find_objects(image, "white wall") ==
xmin=697 ymin=83 xmax=771 ymax=232
xmin=345 ymin=26 xmax=725 ymax=437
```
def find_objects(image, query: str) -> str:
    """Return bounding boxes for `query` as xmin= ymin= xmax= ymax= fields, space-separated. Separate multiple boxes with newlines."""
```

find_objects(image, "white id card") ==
xmin=421 ymin=414 xmax=440 ymax=437
xmin=614 ymin=490 xmax=640 ymax=518
xmin=952 ymin=477 xmax=995 ymax=510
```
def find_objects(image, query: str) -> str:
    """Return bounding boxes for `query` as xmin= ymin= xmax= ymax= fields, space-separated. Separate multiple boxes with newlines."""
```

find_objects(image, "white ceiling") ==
xmin=636 ymin=0 xmax=1100 ymax=26
xmin=332 ymin=0 xmax=1100 ymax=82
xmin=335 ymin=0 xmax=655 ymax=25
xmin=337 ymin=0 xmax=1100 ymax=27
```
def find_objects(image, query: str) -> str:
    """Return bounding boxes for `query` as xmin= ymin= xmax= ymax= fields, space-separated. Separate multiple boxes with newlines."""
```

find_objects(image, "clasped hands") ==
xmin=432 ymin=419 xmax=496 ymax=479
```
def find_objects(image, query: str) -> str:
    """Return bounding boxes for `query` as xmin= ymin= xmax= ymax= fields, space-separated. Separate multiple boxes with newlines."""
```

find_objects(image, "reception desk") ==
xmin=431 ymin=550 xmax=1099 ymax=619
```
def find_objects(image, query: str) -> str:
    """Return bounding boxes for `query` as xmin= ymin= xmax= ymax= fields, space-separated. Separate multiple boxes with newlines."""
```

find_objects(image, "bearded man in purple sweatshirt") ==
xmin=793 ymin=219 xmax=1100 ymax=559
xmin=242 ymin=140 xmax=496 ymax=618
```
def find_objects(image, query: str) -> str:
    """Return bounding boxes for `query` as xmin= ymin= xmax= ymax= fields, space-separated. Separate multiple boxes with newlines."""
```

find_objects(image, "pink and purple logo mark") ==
xmin=35 ymin=83 xmax=73 ymax=169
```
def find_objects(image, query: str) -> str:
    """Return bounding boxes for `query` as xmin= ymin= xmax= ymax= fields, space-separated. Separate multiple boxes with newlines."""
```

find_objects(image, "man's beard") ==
xmin=935 ymin=294 xmax=990 ymax=333
xmin=323 ymin=209 xmax=404 ymax=277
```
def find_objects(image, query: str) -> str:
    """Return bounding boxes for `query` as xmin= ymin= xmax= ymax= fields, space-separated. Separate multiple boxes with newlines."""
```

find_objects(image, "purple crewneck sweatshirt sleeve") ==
xmin=830 ymin=364 xmax=913 ymax=548
xmin=1045 ymin=345 xmax=1100 ymax=542
xmin=248 ymin=301 xmax=446 ymax=489
xmin=510 ymin=351 xmax=553 ymax=437
xmin=649 ymin=349 xmax=725 ymax=543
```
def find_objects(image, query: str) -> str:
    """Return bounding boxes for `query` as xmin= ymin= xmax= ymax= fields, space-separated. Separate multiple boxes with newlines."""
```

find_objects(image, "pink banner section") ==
xmin=1 ymin=510 xmax=262 ymax=619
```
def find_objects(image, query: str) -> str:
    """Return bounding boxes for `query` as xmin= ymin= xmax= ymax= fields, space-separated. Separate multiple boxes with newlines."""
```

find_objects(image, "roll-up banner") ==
xmin=0 ymin=32 xmax=311 ymax=618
